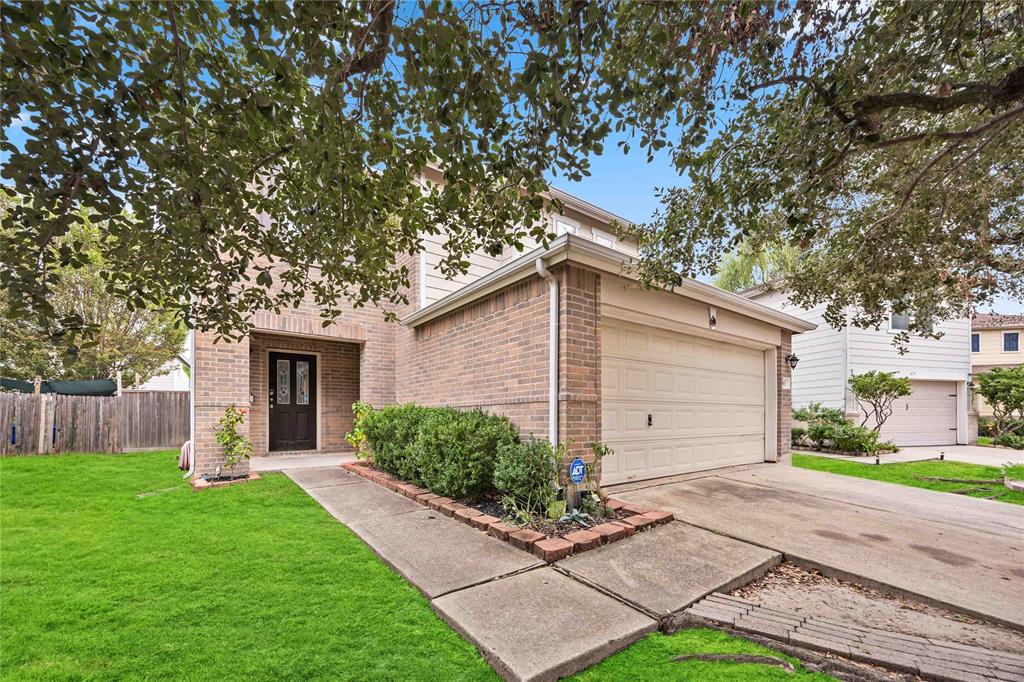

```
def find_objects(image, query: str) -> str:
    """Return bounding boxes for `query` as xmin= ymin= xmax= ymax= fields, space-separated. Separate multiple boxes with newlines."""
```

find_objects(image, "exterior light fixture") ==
xmin=785 ymin=353 xmax=800 ymax=370
xmin=967 ymin=381 xmax=976 ymax=391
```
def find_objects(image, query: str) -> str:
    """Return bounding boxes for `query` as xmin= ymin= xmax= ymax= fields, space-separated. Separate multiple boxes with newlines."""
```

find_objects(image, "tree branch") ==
xmin=870 ymin=102 xmax=1024 ymax=149
xmin=853 ymin=63 xmax=1024 ymax=116
xmin=332 ymin=1 xmax=396 ymax=86
xmin=164 ymin=2 xmax=194 ymax=179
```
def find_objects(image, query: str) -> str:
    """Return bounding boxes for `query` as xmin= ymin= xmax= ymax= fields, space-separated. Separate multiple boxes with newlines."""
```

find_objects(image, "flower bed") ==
xmin=341 ymin=460 xmax=673 ymax=562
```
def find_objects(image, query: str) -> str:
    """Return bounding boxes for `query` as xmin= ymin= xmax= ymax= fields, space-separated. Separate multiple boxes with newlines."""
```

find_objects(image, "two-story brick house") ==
xmin=191 ymin=174 xmax=814 ymax=485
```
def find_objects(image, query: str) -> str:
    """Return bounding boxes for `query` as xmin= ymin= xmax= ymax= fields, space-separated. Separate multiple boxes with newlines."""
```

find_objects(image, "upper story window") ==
xmin=971 ymin=333 xmax=980 ymax=353
xmin=1005 ymin=332 xmax=1020 ymax=352
xmin=889 ymin=312 xmax=911 ymax=331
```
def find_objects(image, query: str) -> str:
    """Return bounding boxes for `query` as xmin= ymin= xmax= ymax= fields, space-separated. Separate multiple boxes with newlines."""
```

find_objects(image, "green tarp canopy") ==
xmin=0 ymin=377 xmax=117 ymax=396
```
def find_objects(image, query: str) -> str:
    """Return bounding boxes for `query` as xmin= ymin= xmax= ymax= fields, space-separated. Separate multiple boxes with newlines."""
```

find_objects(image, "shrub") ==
xmin=413 ymin=408 xmax=519 ymax=499
xmin=829 ymin=422 xmax=885 ymax=454
xmin=977 ymin=417 xmax=996 ymax=438
xmin=791 ymin=427 xmax=807 ymax=445
xmin=214 ymin=404 xmax=253 ymax=473
xmin=806 ymin=421 xmax=836 ymax=449
xmin=361 ymin=404 xmax=432 ymax=483
xmin=792 ymin=402 xmax=846 ymax=426
xmin=494 ymin=437 xmax=564 ymax=518
xmin=995 ymin=433 xmax=1024 ymax=450
xmin=345 ymin=401 xmax=373 ymax=459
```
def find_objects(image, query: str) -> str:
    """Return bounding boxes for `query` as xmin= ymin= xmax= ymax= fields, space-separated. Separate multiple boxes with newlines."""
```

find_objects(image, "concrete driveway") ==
xmin=899 ymin=444 xmax=1023 ymax=466
xmin=613 ymin=463 xmax=1024 ymax=631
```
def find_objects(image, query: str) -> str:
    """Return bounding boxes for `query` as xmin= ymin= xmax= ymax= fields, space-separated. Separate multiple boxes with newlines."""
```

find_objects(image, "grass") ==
xmin=793 ymin=453 xmax=1024 ymax=505
xmin=0 ymin=451 xmax=496 ymax=681
xmin=568 ymin=629 xmax=833 ymax=681
xmin=1 ymin=452 xmax=831 ymax=681
xmin=977 ymin=436 xmax=994 ymax=446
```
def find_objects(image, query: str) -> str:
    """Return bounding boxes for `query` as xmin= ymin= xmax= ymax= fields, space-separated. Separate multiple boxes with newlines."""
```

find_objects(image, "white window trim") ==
xmin=552 ymin=215 xmax=580 ymax=236
xmin=971 ymin=332 xmax=980 ymax=353
xmin=1004 ymin=331 xmax=1021 ymax=353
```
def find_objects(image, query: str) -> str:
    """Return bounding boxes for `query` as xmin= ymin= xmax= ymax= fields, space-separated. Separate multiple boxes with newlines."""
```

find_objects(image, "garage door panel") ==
xmin=604 ymin=359 xmax=763 ymax=406
xmin=602 ymin=319 xmax=767 ymax=484
xmin=876 ymin=380 xmax=957 ymax=446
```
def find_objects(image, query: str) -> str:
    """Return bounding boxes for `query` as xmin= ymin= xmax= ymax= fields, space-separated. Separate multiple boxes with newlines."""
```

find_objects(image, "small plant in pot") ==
xmin=213 ymin=404 xmax=253 ymax=481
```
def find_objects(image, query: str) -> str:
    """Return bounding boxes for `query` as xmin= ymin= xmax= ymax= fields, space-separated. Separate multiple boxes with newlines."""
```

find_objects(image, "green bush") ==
xmin=413 ymin=408 xmax=519 ymax=500
xmin=977 ymin=417 xmax=996 ymax=438
xmin=806 ymin=422 xmax=836 ymax=449
xmin=830 ymin=422 xmax=884 ymax=453
xmin=791 ymin=427 xmax=807 ymax=445
xmin=494 ymin=437 xmax=563 ymax=517
xmin=995 ymin=433 xmax=1024 ymax=450
xmin=792 ymin=402 xmax=846 ymax=426
xmin=361 ymin=404 xmax=432 ymax=483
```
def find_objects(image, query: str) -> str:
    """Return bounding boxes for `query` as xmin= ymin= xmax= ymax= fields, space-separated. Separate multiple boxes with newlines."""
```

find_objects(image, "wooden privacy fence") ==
xmin=0 ymin=391 xmax=189 ymax=455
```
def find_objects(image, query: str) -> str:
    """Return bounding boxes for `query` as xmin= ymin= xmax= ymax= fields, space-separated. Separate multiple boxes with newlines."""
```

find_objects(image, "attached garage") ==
xmin=877 ymin=380 xmax=958 ymax=446
xmin=600 ymin=318 xmax=770 ymax=484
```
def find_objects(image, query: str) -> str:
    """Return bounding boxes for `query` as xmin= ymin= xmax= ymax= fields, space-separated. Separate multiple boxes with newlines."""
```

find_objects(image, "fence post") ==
xmin=36 ymin=395 xmax=47 ymax=454
xmin=33 ymin=375 xmax=41 ymax=395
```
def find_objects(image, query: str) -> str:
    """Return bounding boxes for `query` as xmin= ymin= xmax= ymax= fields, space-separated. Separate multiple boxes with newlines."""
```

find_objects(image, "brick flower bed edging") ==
xmin=341 ymin=460 xmax=674 ymax=562
xmin=190 ymin=472 xmax=261 ymax=491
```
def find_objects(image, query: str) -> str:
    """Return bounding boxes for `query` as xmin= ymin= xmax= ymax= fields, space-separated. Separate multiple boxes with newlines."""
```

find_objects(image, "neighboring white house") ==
xmin=132 ymin=333 xmax=191 ymax=392
xmin=747 ymin=290 xmax=972 ymax=446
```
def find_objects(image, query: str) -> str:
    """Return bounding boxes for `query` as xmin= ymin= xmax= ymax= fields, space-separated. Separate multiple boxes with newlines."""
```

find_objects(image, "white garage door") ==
xmin=877 ymin=380 xmax=957 ymax=446
xmin=601 ymin=319 xmax=767 ymax=484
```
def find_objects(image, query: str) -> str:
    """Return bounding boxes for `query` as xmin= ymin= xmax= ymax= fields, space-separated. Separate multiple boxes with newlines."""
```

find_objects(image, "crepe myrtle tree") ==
xmin=2 ymin=1 xmax=1022 ymax=349
xmin=848 ymin=371 xmax=912 ymax=432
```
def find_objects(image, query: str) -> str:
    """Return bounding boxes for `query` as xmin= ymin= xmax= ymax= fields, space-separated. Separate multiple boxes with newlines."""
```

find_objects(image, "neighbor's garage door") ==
xmin=601 ymin=318 xmax=766 ymax=484
xmin=877 ymin=380 xmax=957 ymax=446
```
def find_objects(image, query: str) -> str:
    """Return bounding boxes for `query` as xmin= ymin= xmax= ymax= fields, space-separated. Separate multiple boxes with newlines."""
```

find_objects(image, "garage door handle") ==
xmin=648 ymin=414 xmax=653 ymax=427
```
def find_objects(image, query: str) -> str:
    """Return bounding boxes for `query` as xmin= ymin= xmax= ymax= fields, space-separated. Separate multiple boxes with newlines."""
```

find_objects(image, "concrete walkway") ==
xmin=614 ymin=464 xmax=1024 ymax=631
xmin=250 ymin=452 xmax=356 ymax=472
xmin=282 ymin=465 xmax=781 ymax=681
xmin=801 ymin=444 xmax=1021 ymax=467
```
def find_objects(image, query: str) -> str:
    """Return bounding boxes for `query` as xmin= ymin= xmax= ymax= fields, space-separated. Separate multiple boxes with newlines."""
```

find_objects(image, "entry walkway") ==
xmin=283 ymin=466 xmax=780 ymax=681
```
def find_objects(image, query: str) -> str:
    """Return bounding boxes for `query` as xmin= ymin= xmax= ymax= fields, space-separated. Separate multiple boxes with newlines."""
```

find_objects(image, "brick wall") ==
xmin=558 ymin=265 xmax=601 ymax=477
xmin=778 ymin=331 xmax=793 ymax=460
xmin=193 ymin=331 xmax=251 ymax=476
xmin=395 ymin=275 xmax=551 ymax=437
xmin=396 ymin=264 xmax=604 ymax=481
xmin=248 ymin=332 xmax=360 ymax=456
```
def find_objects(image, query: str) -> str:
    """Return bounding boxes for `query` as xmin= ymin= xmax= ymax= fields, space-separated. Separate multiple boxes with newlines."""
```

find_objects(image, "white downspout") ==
xmin=535 ymin=258 xmax=559 ymax=446
xmin=186 ymin=327 xmax=196 ymax=478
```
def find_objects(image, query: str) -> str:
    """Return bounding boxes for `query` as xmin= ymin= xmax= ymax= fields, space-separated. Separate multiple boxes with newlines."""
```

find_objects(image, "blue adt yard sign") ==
xmin=568 ymin=457 xmax=587 ymax=484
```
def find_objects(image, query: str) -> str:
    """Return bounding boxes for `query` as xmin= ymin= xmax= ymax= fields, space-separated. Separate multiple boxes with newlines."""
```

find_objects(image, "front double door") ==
xmin=269 ymin=352 xmax=317 ymax=451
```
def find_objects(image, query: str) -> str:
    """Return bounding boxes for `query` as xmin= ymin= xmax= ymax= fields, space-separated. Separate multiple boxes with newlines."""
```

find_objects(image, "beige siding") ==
xmin=972 ymin=327 xmax=1024 ymax=367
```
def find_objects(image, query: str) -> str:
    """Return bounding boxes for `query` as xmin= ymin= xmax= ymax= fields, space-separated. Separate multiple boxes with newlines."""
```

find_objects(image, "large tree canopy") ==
xmin=2 ymin=1 xmax=1021 ymax=344
xmin=0 ymin=195 xmax=187 ymax=384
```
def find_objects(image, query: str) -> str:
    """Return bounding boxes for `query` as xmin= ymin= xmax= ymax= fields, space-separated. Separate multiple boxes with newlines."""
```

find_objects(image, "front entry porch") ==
xmin=248 ymin=332 xmax=360 ymax=458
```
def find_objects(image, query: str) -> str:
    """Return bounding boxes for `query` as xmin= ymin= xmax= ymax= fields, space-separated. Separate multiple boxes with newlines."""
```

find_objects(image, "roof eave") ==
xmin=401 ymin=235 xmax=816 ymax=334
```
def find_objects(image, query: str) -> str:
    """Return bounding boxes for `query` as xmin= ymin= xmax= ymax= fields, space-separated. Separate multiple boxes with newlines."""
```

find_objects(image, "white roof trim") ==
xmin=401 ymin=235 xmax=816 ymax=333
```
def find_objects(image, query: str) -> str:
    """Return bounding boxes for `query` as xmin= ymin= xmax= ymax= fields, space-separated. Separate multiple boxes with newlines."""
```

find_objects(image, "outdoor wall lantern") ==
xmin=785 ymin=353 xmax=800 ymax=370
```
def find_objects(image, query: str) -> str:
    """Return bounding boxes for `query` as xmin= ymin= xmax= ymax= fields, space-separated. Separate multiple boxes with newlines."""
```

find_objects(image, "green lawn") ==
xmin=1 ymin=452 xmax=830 ymax=681
xmin=569 ymin=629 xmax=832 ymax=681
xmin=0 ymin=452 xmax=495 ymax=681
xmin=793 ymin=453 xmax=1024 ymax=505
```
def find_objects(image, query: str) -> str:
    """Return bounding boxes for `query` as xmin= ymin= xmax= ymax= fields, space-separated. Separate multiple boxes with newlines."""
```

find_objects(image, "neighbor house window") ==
xmin=972 ymin=333 xmax=980 ymax=353
xmin=890 ymin=312 xmax=911 ymax=331
xmin=1005 ymin=332 xmax=1020 ymax=352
